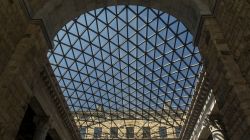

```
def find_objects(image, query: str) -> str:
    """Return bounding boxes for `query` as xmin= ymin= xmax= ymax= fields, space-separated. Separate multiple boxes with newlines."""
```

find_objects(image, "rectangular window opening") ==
xmin=175 ymin=126 xmax=181 ymax=137
xmin=110 ymin=127 xmax=118 ymax=138
xmin=94 ymin=127 xmax=102 ymax=138
xmin=142 ymin=127 xmax=151 ymax=138
xmin=80 ymin=127 xmax=87 ymax=139
xmin=159 ymin=127 xmax=167 ymax=138
xmin=126 ymin=127 xmax=134 ymax=138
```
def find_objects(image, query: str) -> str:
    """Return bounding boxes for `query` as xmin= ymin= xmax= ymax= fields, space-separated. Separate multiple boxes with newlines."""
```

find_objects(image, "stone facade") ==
xmin=183 ymin=0 xmax=250 ymax=139
xmin=77 ymin=119 xmax=179 ymax=139
xmin=0 ymin=0 xmax=250 ymax=140
xmin=74 ymin=111 xmax=184 ymax=139
xmin=197 ymin=16 xmax=250 ymax=139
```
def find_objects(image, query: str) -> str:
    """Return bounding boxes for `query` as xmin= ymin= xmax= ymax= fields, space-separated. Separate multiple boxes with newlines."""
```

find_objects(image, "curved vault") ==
xmin=47 ymin=5 xmax=202 ymax=139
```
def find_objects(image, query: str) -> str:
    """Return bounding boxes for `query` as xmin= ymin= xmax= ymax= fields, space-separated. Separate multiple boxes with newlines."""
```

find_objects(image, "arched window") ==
xmin=47 ymin=5 xmax=202 ymax=139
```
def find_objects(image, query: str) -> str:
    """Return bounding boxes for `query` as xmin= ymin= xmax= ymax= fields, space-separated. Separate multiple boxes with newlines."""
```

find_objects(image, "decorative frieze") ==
xmin=40 ymin=60 xmax=80 ymax=140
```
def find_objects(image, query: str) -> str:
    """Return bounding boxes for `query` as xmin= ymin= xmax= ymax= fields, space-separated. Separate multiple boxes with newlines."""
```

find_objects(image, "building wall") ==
xmin=0 ymin=0 xmax=79 ymax=140
xmin=197 ymin=16 xmax=250 ymax=139
xmin=78 ymin=120 xmax=180 ymax=139
xmin=75 ymin=117 xmax=184 ymax=139
xmin=199 ymin=1 xmax=250 ymax=139
xmin=181 ymin=1 xmax=250 ymax=139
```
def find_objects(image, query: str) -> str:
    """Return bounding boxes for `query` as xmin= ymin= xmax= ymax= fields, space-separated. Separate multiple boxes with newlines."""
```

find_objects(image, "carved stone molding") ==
xmin=189 ymin=90 xmax=216 ymax=140
xmin=40 ymin=60 xmax=80 ymax=140
xmin=180 ymin=71 xmax=211 ymax=140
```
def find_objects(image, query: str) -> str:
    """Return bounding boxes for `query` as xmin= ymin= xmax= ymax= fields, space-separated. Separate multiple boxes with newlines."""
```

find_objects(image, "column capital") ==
xmin=204 ymin=114 xmax=225 ymax=140
xmin=204 ymin=114 xmax=223 ymax=130
xmin=33 ymin=115 xmax=52 ymax=140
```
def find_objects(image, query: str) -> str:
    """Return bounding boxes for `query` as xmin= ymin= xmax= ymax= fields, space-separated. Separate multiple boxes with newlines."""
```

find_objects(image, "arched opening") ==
xmin=47 ymin=5 xmax=202 ymax=139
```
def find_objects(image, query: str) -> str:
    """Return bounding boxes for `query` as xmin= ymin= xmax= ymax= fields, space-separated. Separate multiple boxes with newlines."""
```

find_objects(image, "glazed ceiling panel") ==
xmin=47 ymin=5 xmax=202 ymax=139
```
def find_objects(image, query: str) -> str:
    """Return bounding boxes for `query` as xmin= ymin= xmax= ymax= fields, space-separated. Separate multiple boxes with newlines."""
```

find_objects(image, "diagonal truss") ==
xmin=47 ymin=5 xmax=202 ymax=139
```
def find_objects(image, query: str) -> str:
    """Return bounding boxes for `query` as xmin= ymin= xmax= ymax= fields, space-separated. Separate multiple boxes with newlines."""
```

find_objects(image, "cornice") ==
xmin=40 ymin=59 xmax=81 ymax=140
xmin=180 ymin=72 xmax=210 ymax=140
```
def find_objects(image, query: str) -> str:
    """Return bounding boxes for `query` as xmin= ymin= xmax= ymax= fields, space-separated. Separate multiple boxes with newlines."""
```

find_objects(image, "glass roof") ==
xmin=47 ymin=5 xmax=202 ymax=139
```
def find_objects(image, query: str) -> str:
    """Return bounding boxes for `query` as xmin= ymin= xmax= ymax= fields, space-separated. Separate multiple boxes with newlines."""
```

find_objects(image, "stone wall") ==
xmin=182 ymin=0 xmax=250 ymax=139
xmin=0 ymin=0 xmax=33 ymax=138
xmin=214 ymin=0 xmax=250 ymax=90
xmin=0 ymin=0 xmax=29 ymax=75
xmin=82 ymin=120 xmax=178 ymax=139
xmin=198 ymin=17 xmax=250 ymax=139
xmin=197 ymin=1 xmax=250 ymax=139
xmin=0 ymin=0 xmax=79 ymax=140
xmin=75 ymin=118 xmax=183 ymax=139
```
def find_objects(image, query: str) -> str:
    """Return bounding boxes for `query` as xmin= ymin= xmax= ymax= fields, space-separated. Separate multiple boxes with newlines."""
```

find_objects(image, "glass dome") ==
xmin=47 ymin=5 xmax=202 ymax=139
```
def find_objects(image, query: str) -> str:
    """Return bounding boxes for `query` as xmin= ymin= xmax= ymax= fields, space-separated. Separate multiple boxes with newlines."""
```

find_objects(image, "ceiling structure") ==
xmin=47 ymin=5 xmax=202 ymax=138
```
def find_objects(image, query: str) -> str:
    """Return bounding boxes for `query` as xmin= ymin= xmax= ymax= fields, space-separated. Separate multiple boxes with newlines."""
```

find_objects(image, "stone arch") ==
xmin=24 ymin=0 xmax=211 ymax=43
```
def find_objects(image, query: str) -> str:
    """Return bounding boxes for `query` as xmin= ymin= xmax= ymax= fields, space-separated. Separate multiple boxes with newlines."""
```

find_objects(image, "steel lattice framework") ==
xmin=48 ymin=5 xmax=202 ymax=139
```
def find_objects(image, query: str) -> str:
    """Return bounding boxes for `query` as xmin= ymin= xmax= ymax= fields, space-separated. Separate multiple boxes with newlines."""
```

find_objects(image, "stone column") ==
xmin=33 ymin=116 xmax=51 ymax=140
xmin=204 ymin=115 xmax=225 ymax=140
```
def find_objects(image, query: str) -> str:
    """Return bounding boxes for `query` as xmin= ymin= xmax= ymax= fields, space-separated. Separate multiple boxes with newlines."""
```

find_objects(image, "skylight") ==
xmin=47 ymin=5 xmax=202 ymax=139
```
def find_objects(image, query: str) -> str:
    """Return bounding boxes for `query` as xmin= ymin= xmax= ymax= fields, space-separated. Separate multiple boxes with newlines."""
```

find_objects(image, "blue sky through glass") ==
xmin=48 ymin=5 xmax=202 ymax=134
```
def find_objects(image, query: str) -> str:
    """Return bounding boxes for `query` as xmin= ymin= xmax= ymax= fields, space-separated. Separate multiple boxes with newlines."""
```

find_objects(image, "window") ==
xmin=175 ymin=126 xmax=181 ymax=137
xmin=159 ymin=127 xmax=167 ymax=138
xmin=142 ymin=127 xmax=151 ymax=138
xmin=94 ymin=127 xmax=102 ymax=138
xmin=126 ymin=127 xmax=134 ymax=138
xmin=80 ymin=127 xmax=86 ymax=139
xmin=110 ymin=127 xmax=118 ymax=138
